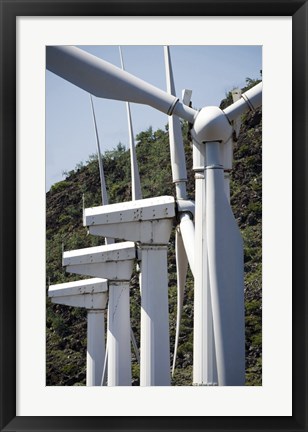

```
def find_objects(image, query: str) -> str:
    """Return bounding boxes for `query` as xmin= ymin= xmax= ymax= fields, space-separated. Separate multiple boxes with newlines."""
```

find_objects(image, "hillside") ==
xmin=46 ymin=85 xmax=262 ymax=386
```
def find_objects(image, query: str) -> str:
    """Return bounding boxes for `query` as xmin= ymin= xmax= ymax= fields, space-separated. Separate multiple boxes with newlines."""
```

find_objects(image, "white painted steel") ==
xmin=47 ymin=48 xmax=262 ymax=387
xmin=85 ymin=196 xmax=175 ymax=225
xmin=164 ymin=46 xmax=187 ymax=197
xmin=139 ymin=245 xmax=171 ymax=386
xmin=85 ymin=197 xmax=175 ymax=243
xmin=62 ymin=245 xmax=135 ymax=386
xmin=49 ymin=278 xmax=107 ymax=297
xmin=63 ymin=242 xmax=135 ymax=266
xmin=87 ymin=310 xmax=106 ymax=386
xmin=119 ymin=46 xmax=142 ymax=201
xmin=220 ymin=88 xmax=242 ymax=203
xmin=84 ymin=197 xmax=175 ymax=386
xmin=49 ymin=279 xmax=108 ymax=309
xmin=178 ymin=213 xmax=195 ymax=276
xmin=164 ymin=46 xmax=195 ymax=376
xmin=231 ymin=88 xmax=242 ymax=140
xmin=50 ymin=292 xmax=108 ymax=309
xmin=223 ymin=82 xmax=262 ymax=122
xmin=223 ymin=172 xmax=231 ymax=203
xmin=88 ymin=219 xmax=173 ymax=244
xmin=191 ymin=106 xmax=232 ymax=146
xmin=172 ymin=228 xmax=188 ymax=376
xmin=90 ymin=95 xmax=108 ymax=206
xmin=89 ymin=93 xmax=115 ymax=246
xmin=205 ymin=141 xmax=245 ymax=386
xmin=192 ymin=141 xmax=217 ymax=385
xmin=48 ymin=279 xmax=108 ymax=386
xmin=46 ymin=46 xmax=197 ymax=122
xmin=182 ymin=89 xmax=192 ymax=107
xmin=107 ymin=282 xmax=132 ymax=386
xmin=65 ymin=261 xmax=134 ymax=282
xmin=130 ymin=327 xmax=140 ymax=364
xmin=220 ymin=140 xmax=233 ymax=171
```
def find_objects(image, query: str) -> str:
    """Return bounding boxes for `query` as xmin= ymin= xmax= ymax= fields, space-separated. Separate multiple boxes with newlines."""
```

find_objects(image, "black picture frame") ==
xmin=1 ymin=1 xmax=307 ymax=431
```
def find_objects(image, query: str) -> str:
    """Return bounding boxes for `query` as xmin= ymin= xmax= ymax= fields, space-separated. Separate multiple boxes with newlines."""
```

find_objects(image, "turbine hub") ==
xmin=191 ymin=106 xmax=232 ymax=145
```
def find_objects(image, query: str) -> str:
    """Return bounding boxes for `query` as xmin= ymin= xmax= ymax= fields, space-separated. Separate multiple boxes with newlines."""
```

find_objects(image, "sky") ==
xmin=46 ymin=45 xmax=262 ymax=191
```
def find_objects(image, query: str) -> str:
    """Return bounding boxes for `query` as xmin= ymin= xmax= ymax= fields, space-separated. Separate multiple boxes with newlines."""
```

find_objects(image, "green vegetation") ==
xmin=46 ymin=86 xmax=262 ymax=386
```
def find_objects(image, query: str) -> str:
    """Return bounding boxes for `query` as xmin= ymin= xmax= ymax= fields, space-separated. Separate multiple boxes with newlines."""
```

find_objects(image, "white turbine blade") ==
xmin=164 ymin=46 xmax=191 ymax=377
xmin=130 ymin=327 xmax=140 ymax=364
xmin=231 ymin=88 xmax=242 ymax=137
xmin=182 ymin=89 xmax=192 ymax=107
xmin=205 ymin=142 xmax=245 ymax=386
xmin=46 ymin=45 xmax=197 ymax=123
xmin=164 ymin=46 xmax=187 ymax=200
xmin=220 ymin=88 xmax=243 ymax=202
xmin=172 ymin=228 xmax=188 ymax=376
xmin=89 ymin=95 xmax=108 ymax=206
xmin=223 ymin=82 xmax=262 ymax=122
xmin=118 ymin=47 xmax=142 ymax=201
xmin=101 ymin=339 xmax=108 ymax=386
xmin=179 ymin=213 xmax=195 ymax=277
xmin=126 ymin=102 xmax=142 ymax=200
xmin=89 ymin=96 xmax=114 ymax=245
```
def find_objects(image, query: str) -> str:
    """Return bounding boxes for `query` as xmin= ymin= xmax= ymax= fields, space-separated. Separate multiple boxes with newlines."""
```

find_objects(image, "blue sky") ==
xmin=46 ymin=45 xmax=262 ymax=191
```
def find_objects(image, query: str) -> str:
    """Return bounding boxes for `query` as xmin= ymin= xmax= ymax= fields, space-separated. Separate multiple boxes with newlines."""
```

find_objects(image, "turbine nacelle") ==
xmin=191 ymin=106 xmax=233 ymax=146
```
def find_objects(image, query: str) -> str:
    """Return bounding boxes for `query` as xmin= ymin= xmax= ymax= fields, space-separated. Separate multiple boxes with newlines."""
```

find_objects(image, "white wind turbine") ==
xmin=47 ymin=45 xmax=262 ymax=386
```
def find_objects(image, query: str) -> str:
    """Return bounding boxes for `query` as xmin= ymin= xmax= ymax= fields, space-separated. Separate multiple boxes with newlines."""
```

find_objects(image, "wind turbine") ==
xmin=47 ymin=45 xmax=262 ymax=385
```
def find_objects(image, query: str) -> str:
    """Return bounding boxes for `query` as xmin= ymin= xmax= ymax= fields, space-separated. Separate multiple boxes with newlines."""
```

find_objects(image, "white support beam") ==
xmin=63 ymin=242 xmax=136 ymax=281
xmin=107 ymin=282 xmax=132 ymax=386
xmin=139 ymin=245 xmax=171 ymax=386
xmin=87 ymin=310 xmax=106 ymax=386
xmin=49 ymin=278 xmax=108 ymax=386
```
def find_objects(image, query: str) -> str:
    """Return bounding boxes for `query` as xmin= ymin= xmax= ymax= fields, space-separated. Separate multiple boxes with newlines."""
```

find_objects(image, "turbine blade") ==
xmin=172 ymin=228 xmax=188 ymax=376
xmin=220 ymin=88 xmax=243 ymax=202
xmin=164 ymin=46 xmax=187 ymax=200
xmin=118 ymin=47 xmax=142 ymax=200
xmin=89 ymin=95 xmax=108 ymax=206
xmin=130 ymin=327 xmax=140 ymax=364
xmin=223 ymin=82 xmax=262 ymax=122
xmin=179 ymin=213 xmax=195 ymax=277
xmin=89 ymin=95 xmax=114 ymax=245
xmin=101 ymin=338 xmax=108 ymax=386
xmin=205 ymin=142 xmax=245 ymax=385
xmin=231 ymin=88 xmax=242 ymax=137
xmin=47 ymin=45 xmax=197 ymax=122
